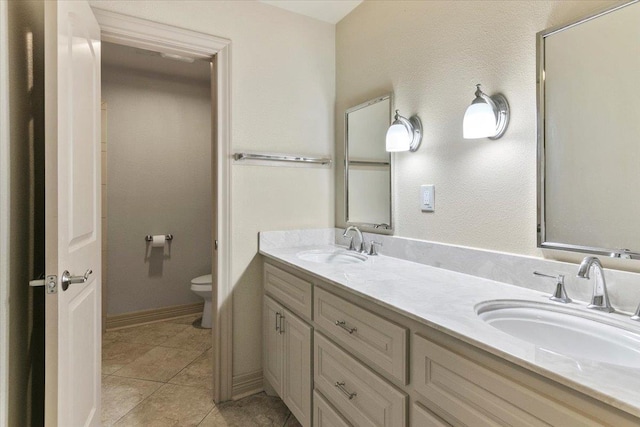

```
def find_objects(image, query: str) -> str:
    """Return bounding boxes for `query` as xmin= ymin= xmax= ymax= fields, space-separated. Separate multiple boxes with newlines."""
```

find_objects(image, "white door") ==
xmin=44 ymin=1 xmax=101 ymax=426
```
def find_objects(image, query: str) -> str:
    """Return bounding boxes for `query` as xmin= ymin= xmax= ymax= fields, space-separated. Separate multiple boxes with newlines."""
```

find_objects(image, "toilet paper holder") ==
xmin=145 ymin=234 xmax=174 ymax=242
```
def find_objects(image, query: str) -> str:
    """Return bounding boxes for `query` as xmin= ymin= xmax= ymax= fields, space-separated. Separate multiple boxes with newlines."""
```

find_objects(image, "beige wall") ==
xmin=102 ymin=57 xmax=212 ymax=315
xmin=90 ymin=1 xmax=335 ymax=381
xmin=335 ymin=0 xmax=616 ymax=262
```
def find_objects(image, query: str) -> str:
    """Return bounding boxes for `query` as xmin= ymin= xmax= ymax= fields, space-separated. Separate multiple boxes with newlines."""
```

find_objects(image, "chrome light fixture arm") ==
xmin=386 ymin=110 xmax=422 ymax=152
xmin=464 ymin=84 xmax=510 ymax=140
xmin=475 ymin=84 xmax=509 ymax=140
xmin=393 ymin=110 xmax=422 ymax=152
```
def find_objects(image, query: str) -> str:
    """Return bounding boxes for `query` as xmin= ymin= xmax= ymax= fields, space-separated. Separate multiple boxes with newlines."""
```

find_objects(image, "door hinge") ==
xmin=46 ymin=275 xmax=57 ymax=294
xmin=215 ymin=240 xmax=218 ymax=250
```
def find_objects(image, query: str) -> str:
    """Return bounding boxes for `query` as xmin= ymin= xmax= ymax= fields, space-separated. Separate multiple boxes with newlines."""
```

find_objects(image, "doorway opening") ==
xmin=93 ymin=8 xmax=233 ymax=403
xmin=99 ymin=40 xmax=215 ymax=423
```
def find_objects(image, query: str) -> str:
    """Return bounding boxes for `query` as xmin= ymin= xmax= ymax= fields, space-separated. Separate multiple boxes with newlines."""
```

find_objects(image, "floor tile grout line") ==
xmin=195 ymin=404 xmax=216 ymax=426
xmin=103 ymin=343 xmax=169 ymax=426
xmin=282 ymin=411 xmax=292 ymax=426
xmin=106 ymin=374 xmax=167 ymax=386
xmin=165 ymin=347 xmax=210 ymax=384
xmin=107 ymin=345 xmax=205 ymax=383
xmin=105 ymin=342 xmax=201 ymax=425
xmin=102 ymin=318 xmax=214 ymax=425
xmin=104 ymin=343 xmax=156 ymax=377
xmin=155 ymin=344 xmax=212 ymax=351
xmin=108 ymin=382 xmax=215 ymax=424
xmin=107 ymin=376 xmax=166 ymax=426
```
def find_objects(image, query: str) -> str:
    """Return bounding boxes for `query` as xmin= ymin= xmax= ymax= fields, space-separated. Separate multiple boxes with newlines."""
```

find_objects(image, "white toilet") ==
xmin=191 ymin=274 xmax=212 ymax=328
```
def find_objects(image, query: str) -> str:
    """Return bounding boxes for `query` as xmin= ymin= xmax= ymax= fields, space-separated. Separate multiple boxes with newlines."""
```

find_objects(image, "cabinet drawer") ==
xmin=412 ymin=333 xmax=603 ymax=427
xmin=314 ymin=287 xmax=408 ymax=384
xmin=412 ymin=402 xmax=451 ymax=427
xmin=314 ymin=390 xmax=352 ymax=427
xmin=264 ymin=263 xmax=312 ymax=320
xmin=314 ymin=332 xmax=407 ymax=427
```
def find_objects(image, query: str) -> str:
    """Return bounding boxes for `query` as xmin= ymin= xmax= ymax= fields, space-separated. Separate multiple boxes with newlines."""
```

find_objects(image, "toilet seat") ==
xmin=190 ymin=283 xmax=211 ymax=293
xmin=191 ymin=274 xmax=212 ymax=285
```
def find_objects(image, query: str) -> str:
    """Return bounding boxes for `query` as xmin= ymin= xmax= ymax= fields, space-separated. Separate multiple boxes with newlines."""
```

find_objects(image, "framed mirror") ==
xmin=345 ymin=94 xmax=393 ymax=233
xmin=537 ymin=0 xmax=640 ymax=259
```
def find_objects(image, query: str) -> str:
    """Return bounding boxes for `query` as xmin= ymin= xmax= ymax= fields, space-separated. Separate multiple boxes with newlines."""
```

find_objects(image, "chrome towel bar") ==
xmin=348 ymin=160 xmax=390 ymax=166
xmin=233 ymin=152 xmax=332 ymax=165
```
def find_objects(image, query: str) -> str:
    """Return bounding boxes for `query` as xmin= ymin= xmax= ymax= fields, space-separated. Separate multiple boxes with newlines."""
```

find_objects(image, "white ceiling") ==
xmin=260 ymin=0 xmax=363 ymax=24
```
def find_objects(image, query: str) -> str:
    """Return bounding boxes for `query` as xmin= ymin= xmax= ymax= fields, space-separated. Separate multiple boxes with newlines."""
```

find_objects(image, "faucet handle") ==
xmin=368 ymin=241 xmax=382 ymax=256
xmin=533 ymin=271 xmax=571 ymax=303
xmin=631 ymin=302 xmax=640 ymax=321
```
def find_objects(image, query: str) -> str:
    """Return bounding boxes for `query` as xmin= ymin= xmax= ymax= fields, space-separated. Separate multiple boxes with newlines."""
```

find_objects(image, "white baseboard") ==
xmin=105 ymin=302 xmax=204 ymax=330
xmin=232 ymin=370 xmax=263 ymax=400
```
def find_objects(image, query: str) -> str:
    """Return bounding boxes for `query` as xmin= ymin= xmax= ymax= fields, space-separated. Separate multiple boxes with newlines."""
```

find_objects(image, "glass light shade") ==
xmin=463 ymin=102 xmax=497 ymax=139
xmin=386 ymin=123 xmax=411 ymax=152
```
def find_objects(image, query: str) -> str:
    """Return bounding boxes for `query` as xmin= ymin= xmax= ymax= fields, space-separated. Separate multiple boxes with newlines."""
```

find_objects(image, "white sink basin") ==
xmin=476 ymin=300 xmax=640 ymax=368
xmin=296 ymin=249 xmax=367 ymax=265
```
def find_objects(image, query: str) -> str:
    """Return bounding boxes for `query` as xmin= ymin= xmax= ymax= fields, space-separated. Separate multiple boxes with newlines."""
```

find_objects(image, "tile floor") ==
xmin=102 ymin=314 xmax=301 ymax=426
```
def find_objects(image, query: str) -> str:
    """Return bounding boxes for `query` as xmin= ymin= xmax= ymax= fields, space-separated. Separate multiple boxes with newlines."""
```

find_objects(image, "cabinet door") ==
xmin=283 ymin=308 xmax=312 ymax=427
xmin=264 ymin=296 xmax=284 ymax=396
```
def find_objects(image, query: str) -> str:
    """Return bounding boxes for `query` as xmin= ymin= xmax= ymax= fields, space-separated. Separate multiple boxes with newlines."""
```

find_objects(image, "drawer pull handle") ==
xmin=275 ymin=312 xmax=281 ymax=331
xmin=335 ymin=320 xmax=357 ymax=334
xmin=335 ymin=381 xmax=357 ymax=400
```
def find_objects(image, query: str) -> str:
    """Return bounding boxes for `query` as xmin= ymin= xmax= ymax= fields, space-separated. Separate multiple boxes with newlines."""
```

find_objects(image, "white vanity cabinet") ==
xmin=262 ymin=258 xmax=640 ymax=427
xmin=412 ymin=332 xmax=597 ymax=426
xmin=263 ymin=263 xmax=313 ymax=427
xmin=411 ymin=331 xmax=640 ymax=427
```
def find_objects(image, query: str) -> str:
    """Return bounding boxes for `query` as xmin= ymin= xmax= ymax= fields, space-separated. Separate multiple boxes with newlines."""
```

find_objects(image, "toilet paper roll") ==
xmin=151 ymin=235 xmax=166 ymax=247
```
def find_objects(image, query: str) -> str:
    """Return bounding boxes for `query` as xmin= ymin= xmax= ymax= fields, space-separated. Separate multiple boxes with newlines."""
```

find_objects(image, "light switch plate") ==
xmin=421 ymin=185 xmax=435 ymax=212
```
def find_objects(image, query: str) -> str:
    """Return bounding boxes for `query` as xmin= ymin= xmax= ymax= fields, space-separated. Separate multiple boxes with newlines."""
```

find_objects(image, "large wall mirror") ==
xmin=345 ymin=94 xmax=393 ymax=233
xmin=537 ymin=0 xmax=640 ymax=258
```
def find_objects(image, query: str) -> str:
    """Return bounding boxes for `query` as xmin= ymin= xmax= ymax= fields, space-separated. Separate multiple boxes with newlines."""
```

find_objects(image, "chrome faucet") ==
xmin=576 ymin=256 xmax=614 ymax=313
xmin=343 ymin=226 xmax=364 ymax=253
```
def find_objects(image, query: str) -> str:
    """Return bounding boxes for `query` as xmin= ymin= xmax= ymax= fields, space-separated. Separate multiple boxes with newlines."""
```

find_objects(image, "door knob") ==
xmin=61 ymin=269 xmax=92 ymax=291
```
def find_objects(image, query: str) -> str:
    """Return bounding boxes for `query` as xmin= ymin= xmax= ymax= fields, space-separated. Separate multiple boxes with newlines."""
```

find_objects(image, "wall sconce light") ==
xmin=463 ymin=84 xmax=510 ymax=140
xmin=385 ymin=110 xmax=422 ymax=152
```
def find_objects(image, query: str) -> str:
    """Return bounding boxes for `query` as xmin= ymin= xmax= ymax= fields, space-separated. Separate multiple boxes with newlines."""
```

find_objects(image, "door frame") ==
xmin=92 ymin=9 xmax=233 ymax=402
xmin=0 ymin=1 xmax=10 ymax=425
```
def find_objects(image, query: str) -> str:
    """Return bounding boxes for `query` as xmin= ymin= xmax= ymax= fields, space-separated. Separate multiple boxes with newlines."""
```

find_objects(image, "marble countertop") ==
xmin=260 ymin=243 xmax=640 ymax=418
